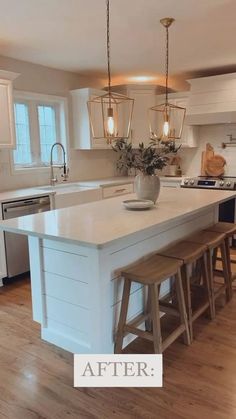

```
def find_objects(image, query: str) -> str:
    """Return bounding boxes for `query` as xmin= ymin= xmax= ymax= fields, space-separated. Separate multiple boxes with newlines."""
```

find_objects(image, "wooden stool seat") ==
xmin=206 ymin=222 xmax=236 ymax=237
xmin=158 ymin=241 xmax=207 ymax=264
xmin=185 ymin=229 xmax=232 ymax=316
xmin=185 ymin=230 xmax=226 ymax=249
xmin=121 ymin=254 xmax=183 ymax=285
xmin=158 ymin=240 xmax=213 ymax=342
xmin=115 ymin=254 xmax=190 ymax=354
xmin=206 ymin=222 xmax=236 ymax=286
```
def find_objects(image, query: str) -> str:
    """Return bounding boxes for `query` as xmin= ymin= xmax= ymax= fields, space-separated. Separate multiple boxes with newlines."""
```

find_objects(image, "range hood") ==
xmin=185 ymin=73 xmax=236 ymax=125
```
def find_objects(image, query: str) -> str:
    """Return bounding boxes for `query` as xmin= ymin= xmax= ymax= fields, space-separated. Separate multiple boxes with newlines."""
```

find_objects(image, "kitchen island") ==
xmin=0 ymin=188 xmax=235 ymax=354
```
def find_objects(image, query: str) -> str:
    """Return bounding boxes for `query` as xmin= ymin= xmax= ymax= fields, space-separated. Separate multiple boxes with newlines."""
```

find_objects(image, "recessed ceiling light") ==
xmin=128 ymin=76 xmax=156 ymax=83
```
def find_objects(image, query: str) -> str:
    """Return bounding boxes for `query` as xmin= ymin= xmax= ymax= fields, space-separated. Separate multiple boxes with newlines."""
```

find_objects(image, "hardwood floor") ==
xmin=0 ymin=270 xmax=236 ymax=419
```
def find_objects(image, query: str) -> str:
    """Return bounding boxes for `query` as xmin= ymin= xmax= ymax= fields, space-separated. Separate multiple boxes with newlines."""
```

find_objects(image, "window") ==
xmin=12 ymin=92 xmax=68 ymax=169
xmin=38 ymin=105 xmax=58 ymax=164
xmin=14 ymin=103 xmax=32 ymax=165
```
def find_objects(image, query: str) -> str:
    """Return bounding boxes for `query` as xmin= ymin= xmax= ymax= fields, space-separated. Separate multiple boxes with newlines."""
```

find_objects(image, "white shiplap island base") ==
xmin=0 ymin=188 xmax=235 ymax=354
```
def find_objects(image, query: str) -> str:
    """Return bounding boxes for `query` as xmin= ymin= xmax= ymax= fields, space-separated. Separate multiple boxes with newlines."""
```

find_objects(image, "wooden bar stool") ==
xmin=185 ymin=230 xmax=232 ymax=318
xmin=157 ymin=241 xmax=214 ymax=342
xmin=206 ymin=222 xmax=236 ymax=292
xmin=114 ymin=254 xmax=191 ymax=354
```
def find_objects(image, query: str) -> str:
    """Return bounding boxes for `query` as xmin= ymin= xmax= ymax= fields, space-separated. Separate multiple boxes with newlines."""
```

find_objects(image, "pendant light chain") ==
xmin=165 ymin=25 xmax=169 ymax=105
xmin=87 ymin=0 xmax=134 ymax=142
xmin=148 ymin=17 xmax=186 ymax=142
xmin=106 ymin=0 xmax=111 ymax=95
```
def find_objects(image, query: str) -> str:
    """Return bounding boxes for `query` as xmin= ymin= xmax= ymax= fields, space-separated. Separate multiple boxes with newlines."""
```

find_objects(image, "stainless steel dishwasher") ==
xmin=2 ymin=195 xmax=50 ymax=278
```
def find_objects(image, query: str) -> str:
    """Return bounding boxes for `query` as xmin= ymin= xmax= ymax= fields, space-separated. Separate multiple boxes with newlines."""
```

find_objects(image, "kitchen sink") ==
xmin=37 ymin=183 xmax=91 ymax=192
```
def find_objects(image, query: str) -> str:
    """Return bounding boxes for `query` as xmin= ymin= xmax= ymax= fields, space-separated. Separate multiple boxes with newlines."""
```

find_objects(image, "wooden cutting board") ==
xmin=205 ymin=154 xmax=226 ymax=177
xmin=201 ymin=143 xmax=226 ymax=176
xmin=201 ymin=143 xmax=214 ymax=175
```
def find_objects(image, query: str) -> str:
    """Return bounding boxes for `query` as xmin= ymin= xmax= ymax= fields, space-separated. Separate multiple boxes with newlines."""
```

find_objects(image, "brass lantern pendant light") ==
xmin=87 ymin=0 xmax=134 ymax=145
xmin=149 ymin=18 xmax=186 ymax=142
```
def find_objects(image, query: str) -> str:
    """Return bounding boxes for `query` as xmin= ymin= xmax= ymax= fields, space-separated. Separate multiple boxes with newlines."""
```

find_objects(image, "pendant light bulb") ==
xmin=107 ymin=107 xmax=115 ymax=136
xmin=163 ymin=109 xmax=170 ymax=138
xmin=107 ymin=116 xmax=115 ymax=136
xmin=163 ymin=120 xmax=170 ymax=137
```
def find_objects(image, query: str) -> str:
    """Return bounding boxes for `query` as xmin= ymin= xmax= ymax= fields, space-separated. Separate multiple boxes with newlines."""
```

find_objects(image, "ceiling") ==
xmin=0 ymin=0 xmax=235 ymax=87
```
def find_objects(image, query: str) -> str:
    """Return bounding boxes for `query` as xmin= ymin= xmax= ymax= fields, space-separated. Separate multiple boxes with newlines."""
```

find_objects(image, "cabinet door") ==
xmin=89 ymin=94 xmax=111 ymax=150
xmin=174 ymin=98 xmax=198 ymax=148
xmin=130 ymin=90 xmax=156 ymax=148
xmin=0 ymin=79 xmax=16 ymax=149
xmin=71 ymin=88 xmax=111 ymax=150
xmin=161 ymin=180 xmax=181 ymax=188
xmin=54 ymin=189 xmax=102 ymax=209
xmin=102 ymin=183 xmax=133 ymax=199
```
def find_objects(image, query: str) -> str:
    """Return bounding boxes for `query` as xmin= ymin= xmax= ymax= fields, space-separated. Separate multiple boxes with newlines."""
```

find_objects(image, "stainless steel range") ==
xmin=181 ymin=176 xmax=236 ymax=245
xmin=181 ymin=176 xmax=236 ymax=190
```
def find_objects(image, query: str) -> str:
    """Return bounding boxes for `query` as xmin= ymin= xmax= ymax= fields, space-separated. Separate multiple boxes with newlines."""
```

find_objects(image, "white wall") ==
xmin=0 ymin=56 xmax=117 ymax=191
xmin=179 ymin=124 xmax=236 ymax=177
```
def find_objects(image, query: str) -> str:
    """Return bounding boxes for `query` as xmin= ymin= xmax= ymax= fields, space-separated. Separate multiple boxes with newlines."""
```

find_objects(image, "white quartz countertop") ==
xmin=76 ymin=176 xmax=134 ymax=188
xmin=0 ymin=187 xmax=55 ymax=204
xmin=0 ymin=177 xmax=132 ymax=203
xmin=0 ymin=188 xmax=235 ymax=248
xmin=77 ymin=176 xmax=182 ymax=187
xmin=0 ymin=181 xmax=114 ymax=203
xmin=0 ymin=176 xmax=183 ymax=204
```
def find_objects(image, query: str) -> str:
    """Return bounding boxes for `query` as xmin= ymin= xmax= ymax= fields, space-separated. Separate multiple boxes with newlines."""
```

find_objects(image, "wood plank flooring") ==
xmin=0 ymin=270 xmax=236 ymax=419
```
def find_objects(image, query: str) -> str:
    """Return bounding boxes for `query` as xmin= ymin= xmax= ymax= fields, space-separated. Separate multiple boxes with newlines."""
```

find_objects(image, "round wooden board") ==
xmin=205 ymin=155 xmax=226 ymax=177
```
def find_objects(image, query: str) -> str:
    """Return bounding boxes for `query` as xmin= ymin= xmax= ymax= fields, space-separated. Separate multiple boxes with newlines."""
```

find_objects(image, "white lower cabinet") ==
xmin=54 ymin=189 xmax=102 ymax=209
xmin=102 ymin=183 xmax=134 ymax=199
xmin=161 ymin=179 xmax=181 ymax=188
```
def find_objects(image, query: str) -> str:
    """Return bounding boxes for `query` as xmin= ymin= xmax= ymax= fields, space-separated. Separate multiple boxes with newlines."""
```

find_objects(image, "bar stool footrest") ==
xmin=124 ymin=325 xmax=154 ymax=342
xmin=192 ymin=301 xmax=210 ymax=321
xmin=162 ymin=324 xmax=187 ymax=351
xmin=159 ymin=301 xmax=180 ymax=318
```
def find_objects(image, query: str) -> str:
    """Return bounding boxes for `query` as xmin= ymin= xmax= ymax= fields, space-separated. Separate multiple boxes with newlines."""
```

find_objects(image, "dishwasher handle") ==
xmin=3 ymin=202 xmax=50 ymax=215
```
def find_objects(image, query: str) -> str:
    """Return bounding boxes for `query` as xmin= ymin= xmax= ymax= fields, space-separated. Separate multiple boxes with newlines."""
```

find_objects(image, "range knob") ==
xmin=219 ymin=180 xmax=224 ymax=187
xmin=184 ymin=179 xmax=189 ymax=185
xmin=190 ymin=179 xmax=195 ymax=185
xmin=226 ymin=181 xmax=231 ymax=187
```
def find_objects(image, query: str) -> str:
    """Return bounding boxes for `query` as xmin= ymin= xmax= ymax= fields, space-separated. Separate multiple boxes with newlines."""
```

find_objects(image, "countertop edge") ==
xmin=0 ymin=192 xmax=234 ymax=248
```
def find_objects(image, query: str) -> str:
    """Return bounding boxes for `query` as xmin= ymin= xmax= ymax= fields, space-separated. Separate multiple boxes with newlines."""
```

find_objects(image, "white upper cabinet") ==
xmin=156 ymin=92 xmax=199 ymax=148
xmin=70 ymin=87 xmax=199 ymax=150
xmin=71 ymin=88 xmax=112 ymax=150
xmin=124 ymin=86 xmax=157 ymax=148
xmin=0 ymin=71 xmax=18 ymax=149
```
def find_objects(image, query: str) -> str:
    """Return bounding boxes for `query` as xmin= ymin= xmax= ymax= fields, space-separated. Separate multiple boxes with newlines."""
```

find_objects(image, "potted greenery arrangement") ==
xmin=113 ymin=139 xmax=174 ymax=203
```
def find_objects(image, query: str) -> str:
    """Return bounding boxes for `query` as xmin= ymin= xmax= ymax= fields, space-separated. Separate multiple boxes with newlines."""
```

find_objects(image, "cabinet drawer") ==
xmin=102 ymin=183 xmax=133 ymax=198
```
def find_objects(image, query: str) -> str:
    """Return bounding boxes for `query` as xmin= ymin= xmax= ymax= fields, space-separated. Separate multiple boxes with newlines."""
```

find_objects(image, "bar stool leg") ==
xmin=114 ymin=279 xmax=131 ymax=354
xmin=145 ymin=286 xmax=152 ymax=332
xmin=201 ymin=252 xmax=214 ymax=320
xmin=225 ymin=237 xmax=233 ymax=294
xmin=181 ymin=264 xmax=193 ymax=343
xmin=194 ymin=259 xmax=202 ymax=285
xmin=150 ymin=283 xmax=162 ymax=354
xmin=206 ymin=249 xmax=216 ymax=319
xmin=175 ymin=269 xmax=191 ymax=346
xmin=212 ymin=247 xmax=218 ymax=271
xmin=220 ymin=241 xmax=232 ymax=302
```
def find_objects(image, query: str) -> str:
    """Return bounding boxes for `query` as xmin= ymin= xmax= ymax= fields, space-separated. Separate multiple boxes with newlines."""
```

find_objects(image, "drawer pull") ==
xmin=114 ymin=188 xmax=126 ymax=193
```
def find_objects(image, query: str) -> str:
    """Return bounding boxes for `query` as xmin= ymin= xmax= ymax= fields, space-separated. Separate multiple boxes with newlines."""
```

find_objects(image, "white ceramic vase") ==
xmin=134 ymin=173 xmax=161 ymax=203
